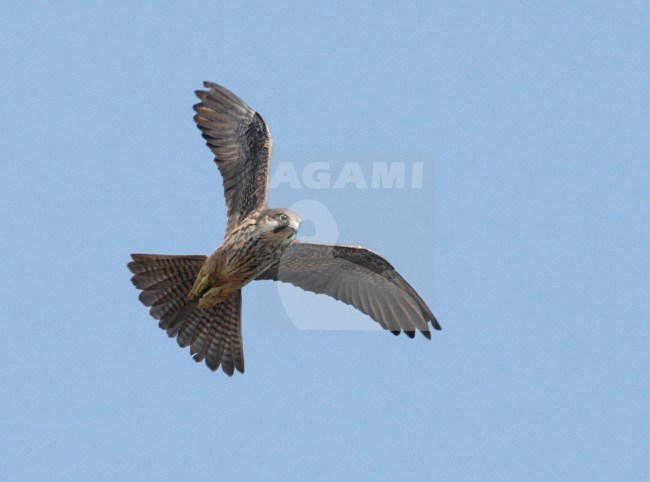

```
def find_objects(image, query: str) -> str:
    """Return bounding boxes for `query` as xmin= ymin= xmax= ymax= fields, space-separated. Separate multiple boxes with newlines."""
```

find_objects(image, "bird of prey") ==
xmin=128 ymin=81 xmax=440 ymax=376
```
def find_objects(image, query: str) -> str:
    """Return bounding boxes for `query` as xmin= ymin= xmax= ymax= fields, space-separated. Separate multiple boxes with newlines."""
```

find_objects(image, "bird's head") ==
xmin=258 ymin=208 xmax=301 ymax=240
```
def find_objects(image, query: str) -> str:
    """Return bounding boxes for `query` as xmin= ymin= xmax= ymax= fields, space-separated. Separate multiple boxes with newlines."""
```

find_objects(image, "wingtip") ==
xmin=431 ymin=316 xmax=442 ymax=331
xmin=127 ymin=257 xmax=145 ymax=276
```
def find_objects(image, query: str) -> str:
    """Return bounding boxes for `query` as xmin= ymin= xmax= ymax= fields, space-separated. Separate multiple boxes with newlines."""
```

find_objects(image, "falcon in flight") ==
xmin=128 ymin=82 xmax=440 ymax=376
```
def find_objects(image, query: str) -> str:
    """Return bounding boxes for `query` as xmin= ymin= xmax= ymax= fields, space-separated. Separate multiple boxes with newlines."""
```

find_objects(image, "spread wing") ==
xmin=257 ymin=242 xmax=440 ymax=338
xmin=193 ymin=81 xmax=272 ymax=233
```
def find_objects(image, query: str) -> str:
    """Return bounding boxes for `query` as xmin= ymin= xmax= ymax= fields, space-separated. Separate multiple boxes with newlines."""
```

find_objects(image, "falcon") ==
xmin=128 ymin=82 xmax=440 ymax=376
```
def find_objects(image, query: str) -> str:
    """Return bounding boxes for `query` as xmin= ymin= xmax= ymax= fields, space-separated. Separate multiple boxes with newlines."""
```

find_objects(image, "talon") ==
xmin=202 ymin=286 xmax=223 ymax=300
xmin=195 ymin=274 xmax=210 ymax=296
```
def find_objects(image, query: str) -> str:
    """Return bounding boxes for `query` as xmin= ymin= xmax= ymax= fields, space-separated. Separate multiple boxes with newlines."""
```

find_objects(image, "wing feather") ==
xmin=257 ymin=242 xmax=440 ymax=337
xmin=193 ymin=82 xmax=272 ymax=233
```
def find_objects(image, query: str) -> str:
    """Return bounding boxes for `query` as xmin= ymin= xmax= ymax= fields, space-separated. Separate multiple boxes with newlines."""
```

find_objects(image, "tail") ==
xmin=128 ymin=254 xmax=245 ymax=376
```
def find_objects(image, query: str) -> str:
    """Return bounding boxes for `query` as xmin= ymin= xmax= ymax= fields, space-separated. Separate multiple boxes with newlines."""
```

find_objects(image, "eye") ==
xmin=279 ymin=214 xmax=288 ymax=222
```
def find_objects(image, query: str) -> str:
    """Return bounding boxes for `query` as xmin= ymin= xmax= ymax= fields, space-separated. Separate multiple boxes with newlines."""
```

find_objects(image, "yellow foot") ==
xmin=201 ymin=285 xmax=223 ymax=301
xmin=194 ymin=274 xmax=210 ymax=296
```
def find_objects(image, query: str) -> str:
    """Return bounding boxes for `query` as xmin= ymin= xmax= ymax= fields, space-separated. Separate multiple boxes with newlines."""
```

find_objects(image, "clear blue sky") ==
xmin=1 ymin=1 xmax=649 ymax=481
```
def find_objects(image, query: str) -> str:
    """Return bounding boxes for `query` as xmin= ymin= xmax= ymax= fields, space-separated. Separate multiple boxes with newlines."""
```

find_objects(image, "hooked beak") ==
xmin=288 ymin=219 xmax=301 ymax=234
xmin=273 ymin=219 xmax=301 ymax=234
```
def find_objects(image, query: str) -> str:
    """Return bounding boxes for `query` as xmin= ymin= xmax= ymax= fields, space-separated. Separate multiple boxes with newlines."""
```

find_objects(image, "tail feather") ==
xmin=164 ymin=300 xmax=199 ymax=335
xmin=221 ymin=347 xmax=235 ymax=376
xmin=176 ymin=309 xmax=207 ymax=348
xmin=128 ymin=253 xmax=245 ymax=376
xmin=189 ymin=289 xmax=243 ymax=375
xmin=190 ymin=316 xmax=212 ymax=361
